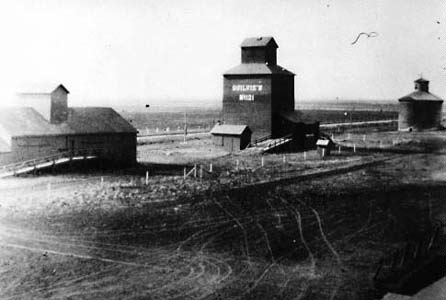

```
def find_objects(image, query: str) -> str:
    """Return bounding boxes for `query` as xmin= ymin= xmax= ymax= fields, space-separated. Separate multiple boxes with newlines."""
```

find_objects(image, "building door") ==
xmin=70 ymin=140 xmax=75 ymax=156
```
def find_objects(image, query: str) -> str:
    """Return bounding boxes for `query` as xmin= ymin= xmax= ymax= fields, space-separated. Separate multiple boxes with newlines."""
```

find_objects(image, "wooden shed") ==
xmin=210 ymin=124 xmax=252 ymax=152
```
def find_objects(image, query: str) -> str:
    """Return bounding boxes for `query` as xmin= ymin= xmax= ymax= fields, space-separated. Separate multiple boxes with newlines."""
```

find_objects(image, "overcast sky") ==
xmin=0 ymin=0 xmax=444 ymax=107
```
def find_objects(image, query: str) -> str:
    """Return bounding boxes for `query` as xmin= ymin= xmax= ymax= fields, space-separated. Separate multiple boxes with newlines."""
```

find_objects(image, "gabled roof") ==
xmin=0 ymin=106 xmax=137 ymax=138
xmin=210 ymin=124 xmax=251 ymax=136
xmin=241 ymin=37 xmax=278 ymax=48
xmin=17 ymin=83 xmax=69 ymax=95
xmin=224 ymin=63 xmax=295 ymax=76
xmin=67 ymin=107 xmax=137 ymax=134
xmin=0 ymin=107 xmax=72 ymax=137
xmin=398 ymin=91 xmax=443 ymax=102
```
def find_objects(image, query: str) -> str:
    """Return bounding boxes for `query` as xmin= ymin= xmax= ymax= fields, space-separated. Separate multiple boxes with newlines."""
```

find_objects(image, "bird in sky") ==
xmin=351 ymin=32 xmax=379 ymax=45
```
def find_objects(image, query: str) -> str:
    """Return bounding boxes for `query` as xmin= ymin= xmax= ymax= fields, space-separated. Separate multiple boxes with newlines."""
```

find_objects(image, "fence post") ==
xmin=338 ymin=146 xmax=341 ymax=154
xmin=145 ymin=171 xmax=149 ymax=185
xmin=194 ymin=164 xmax=197 ymax=177
xmin=199 ymin=165 xmax=203 ymax=180
xmin=101 ymin=176 xmax=104 ymax=187
xmin=261 ymin=157 xmax=264 ymax=167
xmin=322 ymin=148 xmax=325 ymax=158
xmin=353 ymin=144 xmax=356 ymax=153
xmin=209 ymin=163 xmax=213 ymax=173
xmin=183 ymin=167 xmax=186 ymax=180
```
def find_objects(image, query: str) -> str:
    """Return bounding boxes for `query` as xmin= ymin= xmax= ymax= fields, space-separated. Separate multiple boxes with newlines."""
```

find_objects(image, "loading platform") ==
xmin=250 ymin=134 xmax=293 ymax=153
xmin=0 ymin=151 xmax=97 ymax=179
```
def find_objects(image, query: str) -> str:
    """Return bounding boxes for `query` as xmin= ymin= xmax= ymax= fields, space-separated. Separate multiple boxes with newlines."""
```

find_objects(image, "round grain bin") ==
xmin=398 ymin=78 xmax=443 ymax=131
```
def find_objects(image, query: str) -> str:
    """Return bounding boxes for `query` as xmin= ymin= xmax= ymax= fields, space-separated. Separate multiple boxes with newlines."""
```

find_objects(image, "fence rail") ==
xmin=262 ymin=134 xmax=293 ymax=153
xmin=0 ymin=148 xmax=104 ymax=175
xmin=252 ymin=135 xmax=272 ymax=146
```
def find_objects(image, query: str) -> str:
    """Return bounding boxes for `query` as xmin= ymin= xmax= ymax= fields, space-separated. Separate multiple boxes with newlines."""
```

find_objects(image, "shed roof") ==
xmin=17 ymin=83 xmax=69 ymax=95
xmin=280 ymin=111 xmax=320 ymax=124
xmin=316 ymin=139 xmax=331 ymax=147
xmin=210 ymin=124 xmax=251 ymax=136
xmin=224 ymin=63 xmax=294 ymax=76
xmin=67 ymin=107 xmax=137 ymax=134
xmin=241 ymin=37 xmax=278 ymax=48
xmin=398 ymin=91 xmax=443 ymax=102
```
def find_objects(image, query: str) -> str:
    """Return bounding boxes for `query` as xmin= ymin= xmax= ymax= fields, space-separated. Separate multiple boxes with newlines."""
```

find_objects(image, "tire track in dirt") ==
xmin=0 ymin=227 xmax=233 ymax=300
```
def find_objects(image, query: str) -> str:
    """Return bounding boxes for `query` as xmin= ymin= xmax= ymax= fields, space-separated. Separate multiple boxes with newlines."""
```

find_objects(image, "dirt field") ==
xmin=0 ymin=131 xmax=445 ymax=299
xmin=122 ymin=109 xmax=397 ymax=134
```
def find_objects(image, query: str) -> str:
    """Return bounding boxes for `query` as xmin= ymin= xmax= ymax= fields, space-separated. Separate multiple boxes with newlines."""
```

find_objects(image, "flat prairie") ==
xmin=0 ymin=130 xmax=445 ymax=299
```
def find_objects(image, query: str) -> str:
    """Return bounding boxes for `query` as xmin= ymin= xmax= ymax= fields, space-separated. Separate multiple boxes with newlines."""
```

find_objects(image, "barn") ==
xmin=0 ymin=84 xmax=137 ymax=167
xmin=221 ymin=36 xmax=319 ymax=147
xmin=210 ymin=124 xmax=252 ymax=152
xmin=398 ymin=78 xmax=444 ymax=131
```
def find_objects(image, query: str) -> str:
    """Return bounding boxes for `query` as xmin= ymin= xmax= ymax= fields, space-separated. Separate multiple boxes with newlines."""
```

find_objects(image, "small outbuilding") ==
xmin=316 ymin=138 xmax=334 ymax=157
xmin=398 ymin=78 xmax=444 ymax=131
xmin=210 ymin=124 xmax=252 ymax=152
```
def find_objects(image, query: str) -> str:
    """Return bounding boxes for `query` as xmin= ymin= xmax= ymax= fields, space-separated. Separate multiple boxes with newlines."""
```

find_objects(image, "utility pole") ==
xmin=183 ymin=111 xmax=187 ymax=144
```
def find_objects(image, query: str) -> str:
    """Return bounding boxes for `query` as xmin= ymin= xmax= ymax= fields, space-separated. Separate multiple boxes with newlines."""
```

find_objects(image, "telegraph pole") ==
xmin=183 ymin=111 xmax=187 ymax=144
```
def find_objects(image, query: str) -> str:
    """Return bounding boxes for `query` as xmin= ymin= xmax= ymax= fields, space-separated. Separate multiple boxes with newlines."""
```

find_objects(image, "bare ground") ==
xmin=0 ymin=131 xmax=445 ymax=299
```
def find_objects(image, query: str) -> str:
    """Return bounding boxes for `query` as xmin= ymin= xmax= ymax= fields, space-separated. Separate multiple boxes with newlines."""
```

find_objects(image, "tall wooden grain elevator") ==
xmin=220 ymin=37 xmax=319 ymax=149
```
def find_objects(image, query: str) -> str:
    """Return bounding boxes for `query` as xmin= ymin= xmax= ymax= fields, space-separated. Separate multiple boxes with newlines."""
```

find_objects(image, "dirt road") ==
xmin=0 ymin=133 xmax=445 ymax=299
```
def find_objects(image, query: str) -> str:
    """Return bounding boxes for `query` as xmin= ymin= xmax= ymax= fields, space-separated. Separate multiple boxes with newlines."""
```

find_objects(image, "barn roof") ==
xmin=0 ymin=106 xmax=136 ymax=139
xmin=67 ymin=107 xmax=137 ymax=134
xmin=210 ymin=124 xmax=251 ymax=136
xmin=17 ymin=83 xmax=69 ymax=95
xmin=398 ymin=91 xmax=443 ymax=102
xmin=241 ymin=37 xmax=278 ymax=48
xmin=0 ymin=107 xmax=72 ymax=137
xmin=224 ymin=63 xmax=295 ymax=76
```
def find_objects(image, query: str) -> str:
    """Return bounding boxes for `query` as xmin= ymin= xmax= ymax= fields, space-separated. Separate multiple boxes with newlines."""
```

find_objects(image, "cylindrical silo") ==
xmin=398 ymin=78 xmax=443 ymax=131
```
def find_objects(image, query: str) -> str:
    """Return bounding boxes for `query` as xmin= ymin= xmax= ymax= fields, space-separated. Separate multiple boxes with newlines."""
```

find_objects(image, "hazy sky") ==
xmin=0 ymin=0 xmax=444 ymax=107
